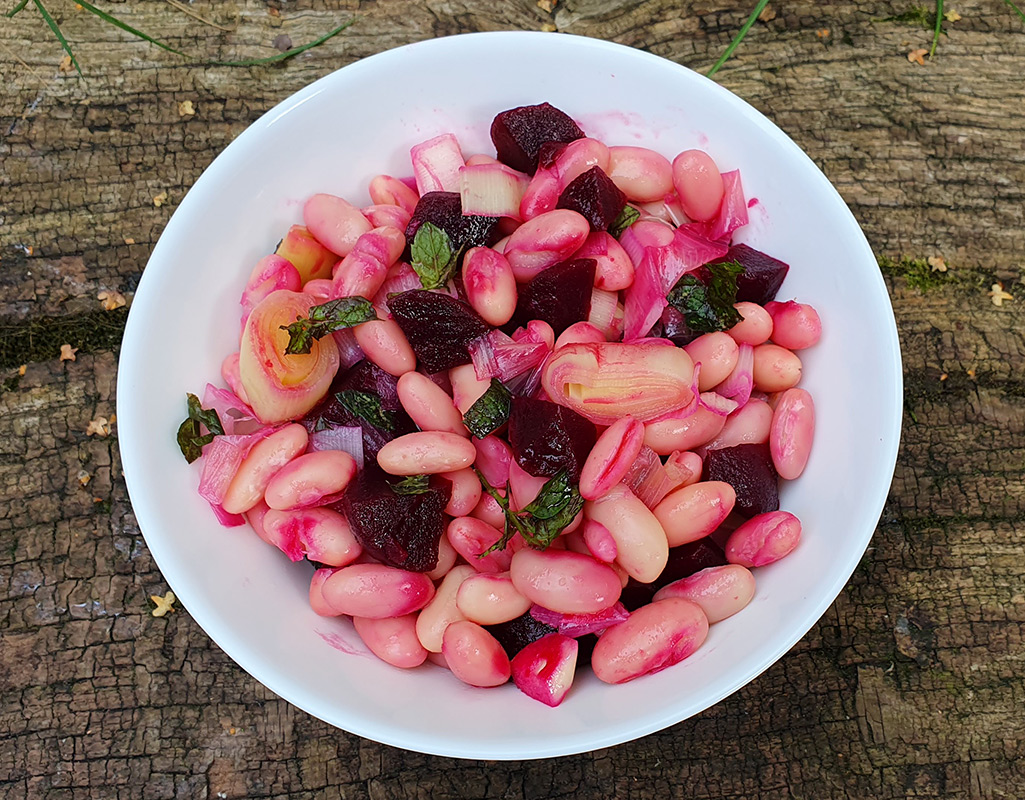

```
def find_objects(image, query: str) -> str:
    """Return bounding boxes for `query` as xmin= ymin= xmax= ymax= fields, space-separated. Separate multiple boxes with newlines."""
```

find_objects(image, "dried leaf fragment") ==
xmin=816 ymin=28 xmax=830 ymax=38
xmin=78 ymin=469 xmax=92 ymax=486
xmin=541 ymin=22 xmax=557 ymax=32
xmin=758 ymin=6 xmax=777 ymax=22
xmin=927 ymin=256 xmax=947 ymax=272
xmin=908 ymin=48 xmax=928 ymax=66
xmin=124 ymin=237 xmax=136 ymax=245
xmin=153 ymin=191 xmax=169 ymax=207
xmin=86 ymin=417 xmax=112 ymax=437
xmin=989 ymin=283 xmax=1014 ymax=307
xmin=18 ymin=365 xmax=26 ymax=376
xmin=944 ymin=10 xmax=962 ymax=22
xmin=59 ymin=55 xmax=73 ymax=73
xmin=151 ymin=591 xmax=176 ymax=617
xmin=177 ymin=100 xmax=195 ymax=117
xmin=537 ymin=0 xmax=556 ymax=11
xmin=60 ymin=344 xmax=78 ymax=362
xmin=98 ymin=290 xmax=127 ymax=310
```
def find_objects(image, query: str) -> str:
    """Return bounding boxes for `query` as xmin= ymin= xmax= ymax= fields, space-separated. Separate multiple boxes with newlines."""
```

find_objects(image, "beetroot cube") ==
xmin=404 ymin=191 xmax=500 ymax=259
xmin=537 ymin=141 xmax=568 ymax=171
xmin=703 ymin=442 xmax=780 ymax=518
xmin=490 ymin=103 xmax=585 ymax=175
xmin=556 ymin=166 xmax=627 ymax=232
xmin=708 ymin=244 xmax=790 ymax=306
xmin=389 ymin=289 xmax=490 ymax=374
xmin=486 ymin=612 xmax=558 ymax=659
xmin=507 ymin=395 xmax=597 ymax=480
xmin=508 ymin=258 xmax=596 ymax=336
xmin=619 ymin=538 xmax=728 ymax=610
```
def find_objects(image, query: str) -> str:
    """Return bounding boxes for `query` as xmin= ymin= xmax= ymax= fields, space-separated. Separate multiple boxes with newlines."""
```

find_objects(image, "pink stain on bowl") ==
xmin=317 ymin=628 xmax=370 ymax=657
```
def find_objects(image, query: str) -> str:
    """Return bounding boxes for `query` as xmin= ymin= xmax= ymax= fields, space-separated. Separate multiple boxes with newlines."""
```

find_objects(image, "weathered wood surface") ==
xmin=2 ymin=1 xmax=1024 ymax=797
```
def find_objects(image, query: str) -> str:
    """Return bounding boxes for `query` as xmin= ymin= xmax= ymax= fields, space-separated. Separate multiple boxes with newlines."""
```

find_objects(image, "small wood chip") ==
xmin=18 ymin=365 xmax=27 ymax=376
xmin=177 ymin=100 xmax=195 ymax=117
xmin=59 ymin=55 xmax=73 ymax=73
xmin=86 ymin=417 xmax=112 ymax=437
xmin=758 ymin=6 xmax=777 ymax=22
xmin=989 ymin=283 xmax=1014 ymax=307
xmin=60 ymin=344 xmax=78 ymax=362
xmin=78 ymin=470 xmax=92 ymax=486
xmin=541 ymin=22 xmax=557 ymax=32
xmin=153 ymin=191 xmax=169 ymax=207
xmin=816 ymin=28 xmax=830 ymax=38
xmin=98 ymin=290 xmax=127 ymax=311
xmin=268 ymin=7 xmax=279 ymax=16
xmin=944 ymin=10 xmax=962 ymax=22
xmin=928 ymin=256 xmax=948 ymax=273
xmin=537 ymin=0 xmax=557 ymax=11
xmin=151 ymin=591 xmax=176 ymax=617
xmin=124 ymin=237 xmax=136 ymax=245
xmin=908 ymin=49 xmax=928 ymax=66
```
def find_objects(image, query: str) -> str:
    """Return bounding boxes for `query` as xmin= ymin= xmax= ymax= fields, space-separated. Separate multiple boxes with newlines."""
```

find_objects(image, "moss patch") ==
xmin=0 ymin=307 xmax=129 ymax=370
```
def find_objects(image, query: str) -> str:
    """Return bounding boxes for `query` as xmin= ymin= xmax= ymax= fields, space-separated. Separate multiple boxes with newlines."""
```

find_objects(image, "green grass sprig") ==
xmin=707 ymin=0 xmax=771 ymax=78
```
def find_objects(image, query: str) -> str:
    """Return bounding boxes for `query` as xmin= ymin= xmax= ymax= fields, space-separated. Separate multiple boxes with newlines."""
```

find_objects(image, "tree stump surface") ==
xmin=2 ymin=1 xmax=1023 ymax=797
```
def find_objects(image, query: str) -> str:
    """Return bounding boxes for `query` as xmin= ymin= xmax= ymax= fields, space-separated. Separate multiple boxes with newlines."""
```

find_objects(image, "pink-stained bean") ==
xmin=456 ymin=573 xmax=532 ymax=625
xmin=447 ymin=516 xmax=513 ymax=573
xmin=770 ymin=388 xmax=815 ymax=480
xmin=416 ymin=564 xmax=476 ymax=652
xmin=465 ymin=153 xmax=501 ymax=166
xmin=510 ymin=548 xmax=622 ymax=615
xmin=302 ymin=278 xmax=335 ymax=301
xmin=442 ymin=468 xmax=483 ymax=517
xmin=303 ymin=193 xmax=373 ymax=257
xmin=562 ymin=530 xmax=591 ymax=556
xmin=591 ymin=597 xmax=709 ymax=684
xmin=671 ymin=150 xmax=725 ymax=223
xmin=584 ymin=483 xmax=669 ymax=583
xmin=397 ymin=371 xmax=467 ymax=436
xmin=244 ymin=499 xmax=273 ymax=545
xmin=321 ymin=564 xmax=435 ymax=619
xmin=518 ymin=318 xmax=556 ymax=349
xmin=263 ymin=450 xmax=357 ymax=510
xmin=643 ymin=406 xmax=727 ymax=455
xmin=703 ymin=399 xmax=773 ymax=452
xmin=473 ymin=435 xmax=514 ymax=487
xmin=684 ymin=332 xmax=740 ymax=391
xmin=629 ymin=218 xmax=675 ymax=249
xmin=553 ymin=138 xmax=611 ymax=187
xmin=426 ymin=534 xmax=459 ymax=582
xmin=665 ymin=450 xmax=703 ymax=488
xmin=376 ymin=431 xmax=477 ymax=475
xmin=368 ymin=174 xmax=419 ymax=215
xmin=503 ymin=209 xmax=591 ymax=281
xmin=726 ymin=511 xmax=802 ymax=567
xmin=462 ymin=246 xmax=518 ymax=326
xmin=653 ymin=481 xmax=737 ymax=547
xmin=450 ymin=363 xmax=491 ymax=413
xmin=361 ymin=203 xmax=412 ymax=231
xmin=555 ymin=321 xmax=606 ymax=349
xmin=221 ymin=352 xmax=249 ymax=404
xmin=728 ymin=302 xmax=774 ymax=346
xmin=262 ymin=507 xmax=361 ymax=566
xmin=471 ymin=490 xmax=508 ymax=530
xmin=653 ymin=564 xmax=756 ymax=623
xmin=352 ymin=614 xmax=428 ymax=669
xmin=765 ymin=301 xmax=822 ymax=350
xmin=442 ymin=620 xmax=511 ymax=688
xmin=582 ymin=519 xmax=618 ymax=563
xmin=331 ymin=226 xmax=406 ymax=299
xmin=579 ymin=416 xmax=645 ymax=501
xmin=491 ymin=235 xmax=511 ymax=254
xmin=309 ymin=567 xmax=341 ymax=616
xmin=610 ymin=560 xmax=631 ymax=588
xmin=607 ymin=145 xmax=674 ymax=202
xmin=572 ymin=231 xmax=635 ymax=291
xmin=519 ymin=167 xmax=561 ymax=220
xmin=752 ymin=344 xmax=803 ymax=392
xmin=222 ymin=424 xmax=309 ymax=514
xmin=508 ymin=461 xmax=547 ymax=511
xmin=426 ymin=651 xmax=450 ymax=669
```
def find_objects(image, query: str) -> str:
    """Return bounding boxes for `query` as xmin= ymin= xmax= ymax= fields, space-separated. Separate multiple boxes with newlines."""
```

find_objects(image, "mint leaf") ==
xmin=390 ymin=474 xmax=431 ymax=495
xmin=176 ymin=392 xmax=224 ymax=463
xmin=336 ymin=389 xmax=396 ymax=432
xmin=476 ymin=468 xmax=583 ymax=554
xmin=410 ymin=222 xmax=458 ymax=290
xmin=281 ymin=297 xmax=377 ymax=355
xmin=462 ymin=379 xmax=512 ymax=439
xmin=666 ymin=260 xmax=745 ymax=333
xmin=608 ymin=205 xmax=640 ymax=238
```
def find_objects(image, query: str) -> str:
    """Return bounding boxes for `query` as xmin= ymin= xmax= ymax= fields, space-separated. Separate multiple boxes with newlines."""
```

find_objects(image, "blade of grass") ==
xmin=929 ymin=0 xmax=944 ymax=58
xmin=1004 ymin=0 xmax=1025 ymax=24
xmin=707 ymin=0 xmax=771 ymax=78
xmin=204 ymin=19 xmax=354 ymax=67
xmin=32 ymin=0 xmax=81 ymax=76
xmin=163 ymin=0 xmax=236 ymax=33
xmin=75 ymin=0 xmax=189 ymax=57
xmin=7 ymin=0 xmax=29 ymax=17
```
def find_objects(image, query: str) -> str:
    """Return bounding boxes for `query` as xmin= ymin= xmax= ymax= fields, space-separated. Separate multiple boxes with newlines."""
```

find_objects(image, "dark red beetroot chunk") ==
xmin=555 ymin=166 xmax=627 ymax=232
xmin=507 ymin=258 xmax=596 ymax=336
xmin=300 ymin=360 xmax=416 ymax=458
xmin=490 ymin=103 xmax=585 ymax=175
xmin=652 ymin=304 xmax=702 ymax=346
xmin=708 ymin=243 xmax=790 ymax=306
xmin=536 ymin=141 xmax=568 ymax=171
xmin=389 ymin=290 xmax=490 ymax=374
xmin=404 ymin=191 xmax=500 ymax=260
xmin=619 ymin=538 xmax=728 ymax=610
xmin=703 ymin=442 xmax=780 ymax=518
xmin=485 ymin=611 xmax=558 ymax=659
xmin=507 ymin=395 xmax=597 ymax=480
xmin=331 ymin=466 xmax=450 ymax=572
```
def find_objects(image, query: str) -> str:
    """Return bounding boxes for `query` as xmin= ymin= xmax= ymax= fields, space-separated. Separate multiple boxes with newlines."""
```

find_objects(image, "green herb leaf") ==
xmin=410 ymin=222 xmax=458 ymax=290
xmin=462 ymin=379 xmax=512 ymax=439
xmin=476 ymin=468 xmax=584 ymax=554
xmin=608 ymin=205 xmax=640 ymax=238
xmin=281 ymin=296 xmax=377 ymax=355
xmin=336 ymin=390 xmax=396 ymax=432
xmin=176 ymin=392 xmax=225 ymax=463
xmin=389 ymin=474 xmax=431 ymax=495
xmin=667 ymin=260 xmax=745 ymax=333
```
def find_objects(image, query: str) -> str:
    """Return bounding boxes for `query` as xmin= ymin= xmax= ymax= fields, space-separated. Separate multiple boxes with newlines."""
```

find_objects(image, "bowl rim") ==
xmin=118 ymin=30 xmax=903 ymax=759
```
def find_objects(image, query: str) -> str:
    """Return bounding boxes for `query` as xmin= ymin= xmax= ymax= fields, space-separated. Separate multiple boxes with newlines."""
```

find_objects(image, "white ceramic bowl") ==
xmin=118 ymin=32 xmax=902 ymax=759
